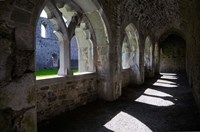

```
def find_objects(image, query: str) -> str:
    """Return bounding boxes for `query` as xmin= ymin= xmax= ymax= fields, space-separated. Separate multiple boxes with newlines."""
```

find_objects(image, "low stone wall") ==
xmin=36 ymin=73 xmax=97 ymax=122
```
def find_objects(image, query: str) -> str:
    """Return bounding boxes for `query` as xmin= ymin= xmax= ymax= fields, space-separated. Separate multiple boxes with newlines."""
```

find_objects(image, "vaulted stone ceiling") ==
xmin=98 ymin=0 xmax=192 ymax=39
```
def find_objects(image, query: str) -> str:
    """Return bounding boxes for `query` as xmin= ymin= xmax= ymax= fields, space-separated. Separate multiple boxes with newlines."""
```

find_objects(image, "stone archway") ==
xmin=36 ymin=10 xmax=61 ymax=71
xmin=154 ymin=42 xmax=160 ymax=75
xmin=75 ymin=21 xmax=94 ymax=73
xmin=35 ymin=0 xmax=113 ymax=100
xmin=0 ymin=0 xmax=111 ymax=131
xmin=122 ymin=35 xmax=131 ymax=69
xmin=160 ymin=34 xmax=186 ymax=73
xmin=71 ymin=0 xmax=113 ymax=101
xmin=144 ymin=36 xmax=154 ymax=78
xmin=121 ymin=23 xmax=141 ymax=86
xmin=70 ymin=36 xmax=79 ymax=71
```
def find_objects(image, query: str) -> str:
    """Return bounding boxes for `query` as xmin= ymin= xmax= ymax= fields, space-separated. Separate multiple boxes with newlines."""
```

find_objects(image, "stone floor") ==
xmin=38 ymin=73 xmax=200 ymax=132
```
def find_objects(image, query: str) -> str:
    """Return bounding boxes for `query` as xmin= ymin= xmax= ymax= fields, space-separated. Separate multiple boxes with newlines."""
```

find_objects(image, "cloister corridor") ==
xmin=1 ymin=0 xmax=200 ymax=131
xmin=39 ymin=73 xmax=200 ymax=132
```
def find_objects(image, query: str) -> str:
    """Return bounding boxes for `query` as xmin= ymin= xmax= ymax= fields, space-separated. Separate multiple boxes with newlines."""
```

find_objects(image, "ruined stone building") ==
xmin=36 ymin=17 xmax=60 ymax=70
xmin=0 ymin=0 xmax=200 ymax=131
xmin=36 ymin=15 xmax=79 ymax=70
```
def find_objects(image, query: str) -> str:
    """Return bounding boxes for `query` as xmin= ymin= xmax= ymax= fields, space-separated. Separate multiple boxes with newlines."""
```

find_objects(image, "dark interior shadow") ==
xmin=38 ymin=73 xmax=200 ymax=132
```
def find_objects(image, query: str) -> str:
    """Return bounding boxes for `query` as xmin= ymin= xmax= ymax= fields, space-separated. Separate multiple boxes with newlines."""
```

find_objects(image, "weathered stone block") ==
xmin=66 ymin=89 xmax=78 ymax=100
xmin=48 ymin=97 xmax=57 ymax=102
xmin=40 ymin=86 xmax=49 ymax=91
xmin=0 ymin=23 xmax=14 ymax=81
xmin=15 ymin=26 xmax=34 ymax=50
xmin=0 ymin=108 xmax=13 ymax=132
xmin=59 ymin=95 xmax=66 ymax=100
xmin=15 ymin=0 xmax=35 ymax=12
xmin=0 ymin=73 xmax=35 ymax=111
xmin=21 ymin=108 xmax=37 ymax=132
xmin=13 ymin=50 xmax=33 ymax=77
xmin=51 ymin=83 xmax=64 ymax=90
xmin=11 ymin=7 xmax=31 ymax=24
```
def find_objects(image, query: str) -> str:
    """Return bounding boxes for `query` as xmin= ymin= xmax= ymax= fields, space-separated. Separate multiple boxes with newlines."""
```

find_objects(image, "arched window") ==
xmin=75 ymin=21 xmax=94 ymax=73
xmin=36 ymin=9 xmax=60 ymax=79
xmin=144 ymin=37 xmax=153 ymax=68
xmin=41 ymin=23 xmax=47 ymax=38
xmin=40 ymin=10 xmax=48 ymax=18
xmin=122 ymin=35 xmax=131 ymax=69
xmin=52 ymin=52 xmax=59 ymax=68
xmin=121 ymin=23 xmax=141 ymax=84
xmin=36 ymin=2 xmax=97 ymax=79
xmin=40 ymin=10 xmax=48 ymax=38
xmin=122 ymin=24 xmax=139 ymax=71
xmin=70 ymin=36 xmax=78 ymax=73
xmin=144 ymin=36 xmax=153 ymax=77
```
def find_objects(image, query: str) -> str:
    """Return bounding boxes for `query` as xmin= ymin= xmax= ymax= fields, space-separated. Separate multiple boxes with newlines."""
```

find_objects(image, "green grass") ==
xmin=36 ymin=68 xmax=78 ymax=78
xmin=36 ymin=69 xmax=58 ymax=78
xmin=72 ymin=69 xmax=78 ymax=73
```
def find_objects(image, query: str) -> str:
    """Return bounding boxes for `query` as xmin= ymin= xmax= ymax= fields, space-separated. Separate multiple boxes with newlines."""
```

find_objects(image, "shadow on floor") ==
xmin=38 ymin=73 xmax=200 ymax=132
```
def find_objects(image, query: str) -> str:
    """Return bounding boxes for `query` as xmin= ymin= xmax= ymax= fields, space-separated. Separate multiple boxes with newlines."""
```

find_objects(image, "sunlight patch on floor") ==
xmin=160 ymin=73 xmax=177 ymax=76
xmin=160 ymin=73 xmax=178 ymax=80
xmin=161 ymin=75 xmax=178 ymax=80
xmin=153 ymin=82 xmax=178 ymax=88
xmin=156 ymin=79 xmax=177 ymax=85
xmin=153 ymin=74 xmax=179 ymax=87
xmin=144 ymin=88 xmax=173 ymax=97
xmin=104 ymin=111 xmax=152 ymax=132
xmin=135 ymin=95 xmax=175 ymax=106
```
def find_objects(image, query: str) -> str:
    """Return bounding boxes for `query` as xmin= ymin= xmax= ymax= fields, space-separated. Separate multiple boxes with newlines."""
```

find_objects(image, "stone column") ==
xmin=75 ymin=23 xmax=94 ymax=73
xmin=154 ymin=42 xmax=160 ymax=75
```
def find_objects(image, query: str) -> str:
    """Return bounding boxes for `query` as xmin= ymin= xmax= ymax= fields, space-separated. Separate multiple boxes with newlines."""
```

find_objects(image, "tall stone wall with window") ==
xmin=36 ymin=18 xmax=78 ymax=70
xmin=36 ymin=18 xmax=60 ymax=70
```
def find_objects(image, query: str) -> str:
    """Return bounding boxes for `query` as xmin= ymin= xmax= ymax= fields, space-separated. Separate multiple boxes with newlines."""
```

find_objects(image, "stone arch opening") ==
xmin=35 ymin=0 xmax=110 ymax=77
xmin=0 ymin=0 xmax=111 ymax=130
xmin=154 ymin=42 xmax=160 ymax=74
xmin=41 ymin=22 xmax=47 ymax=38
xmin=36 ymin=9 xmax=60 ymax=78
xmin=144 ymin=36 xmax=153 ymax=78
xmin=69 ymin=0 xmax=112 ymax=100
xmin=121 ymin=23 xmax=141 ymax=86
xmin=160 ymin=34 xmax=186 ymax=73
xmin=70 ymin=35 xmax=78 ymax=72
xmin=122 ymin=35 xmax=130 ymax=69
xmin=75 ymin=21 xmax=94 ymax=73
xmin=51 ymin=52 xmax=59 ymax=69
xmin=35 ymin=0 xmax=112 ymax=124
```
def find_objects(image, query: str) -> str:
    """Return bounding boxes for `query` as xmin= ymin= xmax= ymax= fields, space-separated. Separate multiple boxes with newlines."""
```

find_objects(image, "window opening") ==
xmin=36 ymin=9 xmax=60 ymax=79
xmin=41 ymin=23 xmax=47 ymax=38
xmin=70 ymin=36 xmax=78 ymax=74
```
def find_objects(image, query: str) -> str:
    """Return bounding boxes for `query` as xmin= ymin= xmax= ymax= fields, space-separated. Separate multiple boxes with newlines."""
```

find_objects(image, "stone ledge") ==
xmin=36 ymin=72 xmax=96 ymax=87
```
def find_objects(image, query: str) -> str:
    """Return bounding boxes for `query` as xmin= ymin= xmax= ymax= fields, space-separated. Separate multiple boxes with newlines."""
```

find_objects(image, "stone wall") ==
xmin=36 ymin=73 xmax=97 ymax=122
xmin=160 ymin=34 xmax=186 ymax=73
xmin=121 ymin=69 xmax=131 ymax=88
xmin=180 ymin=0 xmax=200 ymax=110
xmin=1 ymin=0 xmax=200 ymax=131
xmin=0 ymin=0 xmax=39 ymax=131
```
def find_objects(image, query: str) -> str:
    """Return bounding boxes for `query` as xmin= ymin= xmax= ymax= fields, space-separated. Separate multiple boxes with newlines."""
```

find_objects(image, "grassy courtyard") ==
xmin=36 ymin=69 xmax=78 ymax=78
